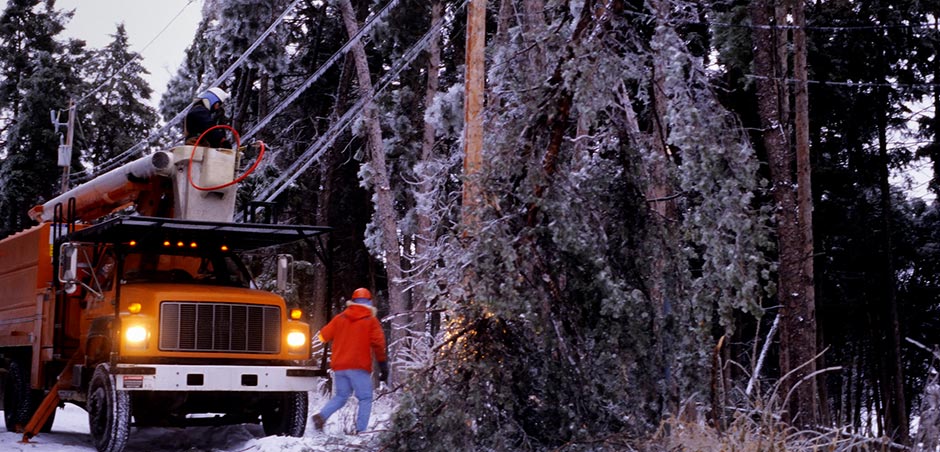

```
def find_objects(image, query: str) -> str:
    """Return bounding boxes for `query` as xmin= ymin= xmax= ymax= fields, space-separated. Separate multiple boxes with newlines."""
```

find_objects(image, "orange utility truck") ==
xmin=0 ymin=145 xmax=328 ymax=452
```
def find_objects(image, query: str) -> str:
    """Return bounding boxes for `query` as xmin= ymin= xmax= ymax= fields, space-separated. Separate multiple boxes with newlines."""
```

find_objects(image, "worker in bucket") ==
xmin=312 ymin=287 xmax=388 ymax=434
xmin=184 ymin=87 xmax=231 ymax=148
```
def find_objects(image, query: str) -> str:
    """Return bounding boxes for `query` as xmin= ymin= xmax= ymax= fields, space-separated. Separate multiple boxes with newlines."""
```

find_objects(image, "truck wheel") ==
xmin=261 ymin=391 xmax=307 ymax=437
xmin=88 ymin=364 xmax=130 ymax=452
xmin=3 ymin=361 xmax=32 ymax=432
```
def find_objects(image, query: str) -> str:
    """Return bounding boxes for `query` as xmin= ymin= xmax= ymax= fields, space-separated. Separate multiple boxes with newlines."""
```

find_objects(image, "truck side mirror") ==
xmin=276 ymin=254 xmax=293 ymax=292
xmin=59 ymin=242 xmax=79 ymax=293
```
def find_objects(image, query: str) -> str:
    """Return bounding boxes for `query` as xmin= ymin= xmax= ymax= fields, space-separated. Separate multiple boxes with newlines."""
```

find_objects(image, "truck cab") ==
xmin=0 ymin=146 xmax=331 ymax=452
xmin=54 ymin=216 xmax=328 ymax=449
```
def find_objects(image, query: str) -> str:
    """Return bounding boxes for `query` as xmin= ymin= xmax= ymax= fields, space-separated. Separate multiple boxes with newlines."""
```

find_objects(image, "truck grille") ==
xmin=159 ymin=302 xmax=281 ymax=353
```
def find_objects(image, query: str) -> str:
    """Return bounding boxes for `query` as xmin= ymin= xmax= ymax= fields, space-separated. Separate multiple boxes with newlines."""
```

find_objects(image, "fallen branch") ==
xmin=747 ymin=314 xmax=779 ymax=396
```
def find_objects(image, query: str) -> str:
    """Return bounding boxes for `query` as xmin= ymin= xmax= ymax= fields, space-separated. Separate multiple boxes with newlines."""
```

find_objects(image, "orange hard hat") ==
xmin=351 ymin=288 xmax=372 ymax=300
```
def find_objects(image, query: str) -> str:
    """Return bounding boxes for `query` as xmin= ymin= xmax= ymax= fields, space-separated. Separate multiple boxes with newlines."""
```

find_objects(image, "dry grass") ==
xmin=643 ymin=405 xmax=909 ymax=452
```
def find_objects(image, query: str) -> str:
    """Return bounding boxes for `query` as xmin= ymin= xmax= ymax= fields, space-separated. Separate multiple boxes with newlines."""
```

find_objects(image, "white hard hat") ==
xmin=199 ymin=87 xmax=229 ymax=105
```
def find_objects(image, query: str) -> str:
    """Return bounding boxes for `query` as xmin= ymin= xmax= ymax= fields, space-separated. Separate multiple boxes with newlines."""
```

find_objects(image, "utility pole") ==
xmin=54 ymin=99 xmax=76 ymax=194
xmin=461 ymin=0 xmax=485 ymax=232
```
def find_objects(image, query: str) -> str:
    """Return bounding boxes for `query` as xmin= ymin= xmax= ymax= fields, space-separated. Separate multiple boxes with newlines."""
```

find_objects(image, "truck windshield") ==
xmin=121 ymin=252 xmax=252 ymax=288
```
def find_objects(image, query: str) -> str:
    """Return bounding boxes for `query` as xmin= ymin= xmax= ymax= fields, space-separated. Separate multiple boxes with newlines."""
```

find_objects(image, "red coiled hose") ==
xmin=188 ymin=124 xmax=265 ymax=191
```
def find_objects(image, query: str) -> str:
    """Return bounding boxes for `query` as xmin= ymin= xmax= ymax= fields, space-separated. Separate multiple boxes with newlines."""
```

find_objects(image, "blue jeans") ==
xmin=318 ymin=369 xmax=373 ymax=432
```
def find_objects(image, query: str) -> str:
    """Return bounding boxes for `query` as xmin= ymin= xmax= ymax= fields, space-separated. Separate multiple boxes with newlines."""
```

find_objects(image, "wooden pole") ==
xmin=462 ymin=0 xmax=485 ymax=232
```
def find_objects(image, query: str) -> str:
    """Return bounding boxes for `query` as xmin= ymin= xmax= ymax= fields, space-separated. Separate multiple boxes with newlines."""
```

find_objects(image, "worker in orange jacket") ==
xmin=312 ymin=288 xmax=388 ymax=434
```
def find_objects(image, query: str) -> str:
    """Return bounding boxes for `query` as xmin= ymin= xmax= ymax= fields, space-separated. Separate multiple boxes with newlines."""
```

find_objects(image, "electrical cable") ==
xmin=72 ymin=0 xmax=304 ymax=182
xmin=622 ymin=7 xmax=940 ymax=32
xmin=257 ymin=23 xmax=445 ymax=203
xmin=75 ymin=0 xmax=198 ymax=107
xmin=249 ymin=2 xmax=462 ymax=207
xmin=186 ymin=125 xmax=266 ymax=191
xmin=241 ymin=0 xmax=404 ymax=144
xmin=203 ymin=0 xmax=305 ymax=99
xmin=77 ymin=0 xmax=940 ymax=182
xmin=744 ymin=74 xmax=940 ymax=89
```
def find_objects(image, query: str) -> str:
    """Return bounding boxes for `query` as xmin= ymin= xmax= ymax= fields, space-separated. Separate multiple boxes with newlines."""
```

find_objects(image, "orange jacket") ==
xmin=318 ymin=302 xmax=387 ymax=372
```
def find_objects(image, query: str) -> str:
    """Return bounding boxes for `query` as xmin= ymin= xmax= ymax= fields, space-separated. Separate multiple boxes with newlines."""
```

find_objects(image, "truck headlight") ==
xmin=125 ymin=325 xmax=148 ymax=344
xmin=286 ymin=331 xmax=306 ymax=348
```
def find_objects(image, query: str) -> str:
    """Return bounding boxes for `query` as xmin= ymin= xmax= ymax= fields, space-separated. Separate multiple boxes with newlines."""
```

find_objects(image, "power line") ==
xmin=241 ymin=0 xmax=404 ymax=143
xmin=744 ymin=74 xmax=940 ymax=89
xmin=248 ymin=1 xmax=462 ymax=207
xmin=72 ymin=2 xmax=940 ymax=183
xmin=622 ymin=7 xmax=940 ymax=32
xmin=74 ymin=0 xmax=404 ymax=183
xmin=203 ymin=0 xmax=305 ymax=100
xmin=75 ymin=0 xmax=198 ymax=107
xmin=72 ymin=0 xmax=305 ymax=182
xmin=713 ymin=20 xmax=940 ymax=32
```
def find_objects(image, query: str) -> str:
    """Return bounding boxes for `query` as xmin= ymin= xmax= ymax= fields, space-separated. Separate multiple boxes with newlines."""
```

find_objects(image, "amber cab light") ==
xmin=290 ymin=309 xmax=302 ymax=320
xmin=128 ymin=303 xmax=142 ymax=314
xmin=221 ymin=245 xmax=229 ymax=251
xmin=129 ymin=240 xmax=137 ymax=247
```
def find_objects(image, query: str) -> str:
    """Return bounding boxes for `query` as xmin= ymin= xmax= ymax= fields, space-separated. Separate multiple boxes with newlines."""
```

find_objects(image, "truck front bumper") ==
xmin=112 ymin=364 xmax=321 ymax=392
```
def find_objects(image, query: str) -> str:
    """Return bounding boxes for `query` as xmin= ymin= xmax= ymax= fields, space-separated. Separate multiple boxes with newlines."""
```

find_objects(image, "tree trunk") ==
xmin=791 ymin=0 xmax=821 ymax=427
xmin=232 ymin=67 xmax=254 ymax=133
xmin=877 ymin=100 xmax=909 ymax=445
xmin=311 ymin=53 xmax=357 ymax=336
xmin=647 ymin=0 xmax=682 ymax=420
xmin=932 ymin=16 xmax=940 ymax=198
xmin=853 ymin=354 xmax=863 ymax=433
xmin=462 ymin=0 xmax=485 ymax=232
xmin=496 ymin=0 xmax=511 ymax=44
xmin=522 ymin=0 xmax=546 ymax=69
xmin=338 ymin=0 xmax=406 ymax=381
xmin=750 ymin=0 xmax=818 ymax=427
xmin=414 ymin=0 xmax=443 ymax=338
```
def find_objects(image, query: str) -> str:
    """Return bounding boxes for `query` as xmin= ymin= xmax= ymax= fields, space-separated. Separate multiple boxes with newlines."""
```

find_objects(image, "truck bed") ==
xmin=0 ymin=223 xmax=53 ymax=347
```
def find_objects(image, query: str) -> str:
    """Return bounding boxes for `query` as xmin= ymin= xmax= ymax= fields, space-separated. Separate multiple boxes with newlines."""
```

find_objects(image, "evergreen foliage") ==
xmin=0 ymin=0 xmax=84 ymax=236
xmin=382 ymin=1 xmax=770 ymax=449
xmin=711 ymin=0 xmax=940 ymax=440
xmin=77 ymin=24 xmax=158 ymax=168
xmin=3 ymin=0 xmax=940 ymax=447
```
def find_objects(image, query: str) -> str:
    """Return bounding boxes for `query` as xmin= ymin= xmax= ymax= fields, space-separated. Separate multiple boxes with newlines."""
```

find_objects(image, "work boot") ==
xmin=312 ymin=414 xmax=325 ymax=431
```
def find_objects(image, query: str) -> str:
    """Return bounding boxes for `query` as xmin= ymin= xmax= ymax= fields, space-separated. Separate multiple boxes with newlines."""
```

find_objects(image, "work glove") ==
xmin=237 ymin=140 xmax=264 ymax=156
xmin=377 ymin=361 xmax=389 ymax=383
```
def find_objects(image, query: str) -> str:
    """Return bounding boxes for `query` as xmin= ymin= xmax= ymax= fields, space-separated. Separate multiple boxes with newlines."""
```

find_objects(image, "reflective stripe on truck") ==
xmin=111 ymin=364 xmax=319 ymax=391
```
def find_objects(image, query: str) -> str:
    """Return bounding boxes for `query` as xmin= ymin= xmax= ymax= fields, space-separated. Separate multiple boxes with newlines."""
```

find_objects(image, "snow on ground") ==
xmin=0 ymin=386 xmax=397 ymax=451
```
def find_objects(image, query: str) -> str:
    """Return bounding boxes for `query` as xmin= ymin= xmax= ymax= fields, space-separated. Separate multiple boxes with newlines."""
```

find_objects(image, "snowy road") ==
xmin=0 ymin=390 xmax=392 ymax=451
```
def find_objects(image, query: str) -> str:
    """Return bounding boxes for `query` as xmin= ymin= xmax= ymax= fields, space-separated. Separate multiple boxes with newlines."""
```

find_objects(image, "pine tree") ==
xmin=707 ymin=0 xmax=936 ymax=439
xmin=749 ymin=0 xmax=820 ymax=427
xmin=0 ymin=0 xmax=84 ymax=236
xmin=78 ymin=24 xmax=158 ymax=168
xmin=0 ymin=0 xmax=66 ymax=135
xmin=337 ymin=0 xmax=407 ymax=380
xmin=383 ymin=0 xmax=770 ymax=448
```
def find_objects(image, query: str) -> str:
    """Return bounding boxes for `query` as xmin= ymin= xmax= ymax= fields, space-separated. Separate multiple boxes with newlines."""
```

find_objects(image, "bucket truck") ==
xmin=0 ymin=144 xmax=328 ymax=452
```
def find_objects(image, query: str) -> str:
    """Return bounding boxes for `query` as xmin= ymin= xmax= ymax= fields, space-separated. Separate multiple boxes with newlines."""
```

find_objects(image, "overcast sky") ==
xmin=34 ymin=0 xmax=204 ymax=110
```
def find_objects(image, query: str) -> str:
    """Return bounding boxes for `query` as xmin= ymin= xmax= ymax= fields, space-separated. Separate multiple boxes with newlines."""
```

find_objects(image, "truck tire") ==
xmin=3 ymin=361 xmax=32 ymax=432
xmin=261 ymin=391 xmax=307 ymax=437
xmin=88 ymin=364 xmax=130 ymax=452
